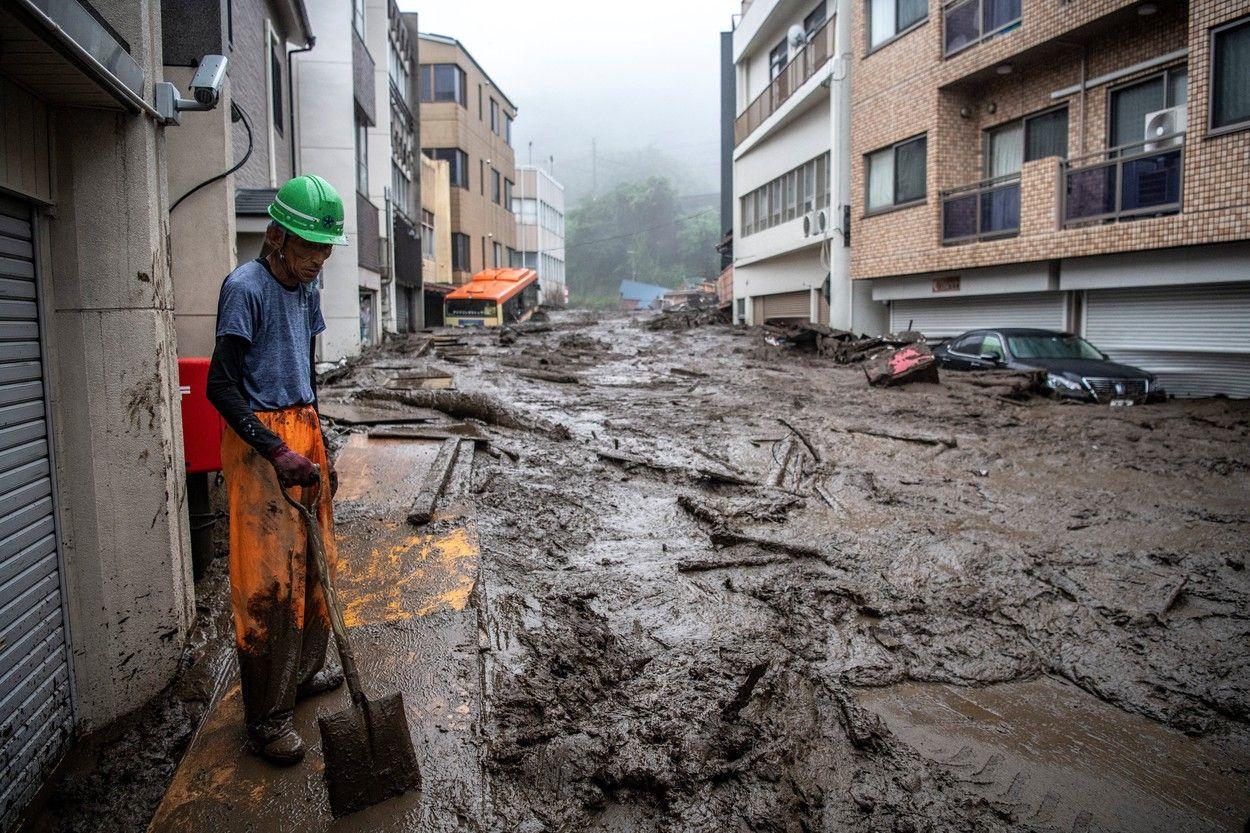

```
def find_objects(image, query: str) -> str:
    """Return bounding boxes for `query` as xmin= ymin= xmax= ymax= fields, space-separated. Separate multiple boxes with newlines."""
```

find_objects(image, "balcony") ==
xmin=734 ymin=15 xmax=833 ymax=146
xmin=942 ymin=0 xmax=1021 ymax=58
xmin=1061 ymin=135 xmax=1184 ymax=227
xmin=941 ymin=173 xmax=1020 ymax=244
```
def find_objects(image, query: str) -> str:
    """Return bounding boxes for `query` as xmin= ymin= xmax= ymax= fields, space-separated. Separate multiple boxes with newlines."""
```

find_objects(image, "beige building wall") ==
xmin=418 ymin=35 xmax=517 ymax=284
xmin=421 ymin=154 xmax=453 ymax=285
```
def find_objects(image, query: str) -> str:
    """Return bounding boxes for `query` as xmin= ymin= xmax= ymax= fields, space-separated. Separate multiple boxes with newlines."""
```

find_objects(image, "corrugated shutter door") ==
xmin=0 ymin=197 xmax=72 ymax=831
xmin=890 ymin=292 xmax=1066 ymax=338
xmin=1085 ymin=283 xmax=1250 ymax=398
xmin=760 ymin=290 xmax=810 ymax=322
xmin=395 ymin=287 xmax=410 ymax=333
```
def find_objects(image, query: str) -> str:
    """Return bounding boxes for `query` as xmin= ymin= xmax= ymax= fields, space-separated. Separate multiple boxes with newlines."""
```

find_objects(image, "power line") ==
xmin=563 ymin=207 xmax=715 ymax=254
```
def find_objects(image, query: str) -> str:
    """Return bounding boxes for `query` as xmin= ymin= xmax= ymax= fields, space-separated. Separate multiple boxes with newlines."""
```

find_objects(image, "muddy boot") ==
xmin=297 ymin=664 xmax=345 ymax=701
xmin=249 ymin=720 xmax=305 ymax=766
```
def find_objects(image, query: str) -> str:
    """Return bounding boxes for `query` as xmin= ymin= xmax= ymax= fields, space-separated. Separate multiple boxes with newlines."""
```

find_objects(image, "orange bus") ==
xmin=443 ymin=268 xmax=540 ymax=328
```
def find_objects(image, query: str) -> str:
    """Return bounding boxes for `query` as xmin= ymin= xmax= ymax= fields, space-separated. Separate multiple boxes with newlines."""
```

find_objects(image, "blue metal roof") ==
xmin=619 ymin=279 xmax=670 ymax=303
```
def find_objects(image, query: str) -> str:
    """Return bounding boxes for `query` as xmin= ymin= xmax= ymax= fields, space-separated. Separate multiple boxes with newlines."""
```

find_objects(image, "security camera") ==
xmin=190 ymin=55 xmax=227 ymax=107
xmin=155 ymin=54 xmax=229 ymax=125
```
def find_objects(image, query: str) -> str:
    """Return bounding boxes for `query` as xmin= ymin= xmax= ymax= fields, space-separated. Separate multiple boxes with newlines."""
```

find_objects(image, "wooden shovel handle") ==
xmin=278 ymin=467 xmax=366 ymax=706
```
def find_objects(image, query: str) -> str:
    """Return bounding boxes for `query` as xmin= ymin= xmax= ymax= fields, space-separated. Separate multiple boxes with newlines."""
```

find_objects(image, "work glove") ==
xmin=265 ymin=443 xmax=320 ymax=488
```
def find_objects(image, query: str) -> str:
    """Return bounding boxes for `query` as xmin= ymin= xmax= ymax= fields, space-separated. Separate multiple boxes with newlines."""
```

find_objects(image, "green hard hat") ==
xmin=267 ymin=174 xmax=349 ymax=245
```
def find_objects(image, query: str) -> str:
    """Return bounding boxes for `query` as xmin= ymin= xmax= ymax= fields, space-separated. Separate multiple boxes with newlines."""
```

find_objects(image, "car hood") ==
xmin=1014 ymin=357 xmax=1153 ymax=379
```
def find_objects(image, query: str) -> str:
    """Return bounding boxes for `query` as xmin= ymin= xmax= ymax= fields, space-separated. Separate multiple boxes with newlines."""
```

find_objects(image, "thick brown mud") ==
xmin=448 ymin=312 xmax=1250 ymax=832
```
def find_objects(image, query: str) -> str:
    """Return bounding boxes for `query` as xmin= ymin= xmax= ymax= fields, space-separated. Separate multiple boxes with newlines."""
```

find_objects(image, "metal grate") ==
xmin=1082 ymin=377 xmax=1148 ymax=403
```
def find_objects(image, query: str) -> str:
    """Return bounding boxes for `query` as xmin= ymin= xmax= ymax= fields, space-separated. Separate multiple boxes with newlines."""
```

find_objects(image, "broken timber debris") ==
xmin=844 ymin=425 xmax=957 ymax=448
xmin=517 ymin=368 xmax=581 ymax=385
xmin=360 ymin=388 xmax=569 ymax=439
xmin=407 ymin=437 xmax=459 ymax=525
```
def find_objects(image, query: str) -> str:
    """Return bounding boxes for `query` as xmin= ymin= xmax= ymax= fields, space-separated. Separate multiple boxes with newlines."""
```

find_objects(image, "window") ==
xmin=739 ymin=152 xmax=830 ymax=237
xmin=270 ymin=39 xmax=283 ymax=136
xmin=980 ymin=333 xmax=1003 ymax=360
xmin=490 ymin=99 xmax=500 ymax=134
xmin=515 ymin=196 xmax=538 ymax=224
xmin=1110 ymin=66 xmax=1186 ymax=150
xmin=769 ymin=39 xmax=788 ymax=80
xmin=804 ymin=1 xmax=827 ymax=40
xmin=480 ymin=160 xmax=485 ymax=195
xmin=952 ymin=334 xmax=983 ymax=355
xmin=425 ymin=148 xmax=469 ymax=188
xmin=504 ymin=113 xmax=514 ymax=146
xmin=943 ymin=0 xmax=1021 ymax=57
xmin=508 ymin=247 xmax=520 ymax=268
xmin=868 ymin=0 xmax=927 ymax=50
xmin=421 ymin=210 xmax=435 ymax=257
xmin=419 ymin=63 xmax=467 ymax=106
xmin=478 ymin=85 xmax=483 ymax=119
xmin=493 ymin=241 xmax=503 ymax=268
xmin=354 ymin=110 xmax=368 ymax=194
xmin=391 ymin=164 xmax=410 ymax=217
xmin=504 ymin=179 xmax=514 ymax=211
xmin=491 ymin=169 xmax=502 ymax=204
xmin=866 ymin=135 xmax=926 ymax=213
xmin=452 ymin=232 xmax=470 ymax=271
xmin=1211 ymin=16 xmax=1250 ymax=132
xmin=983 ymin=107 xmax=1068 ymax=177
xmin=352 ymin=0 xmax=365 ymax=37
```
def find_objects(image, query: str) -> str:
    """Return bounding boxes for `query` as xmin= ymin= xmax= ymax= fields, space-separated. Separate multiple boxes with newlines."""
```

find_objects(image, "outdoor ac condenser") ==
xmin=1143 ymin=105 xmax=1186 ymax=151
xmin=803 ymin=209 xmax=829 ymax=238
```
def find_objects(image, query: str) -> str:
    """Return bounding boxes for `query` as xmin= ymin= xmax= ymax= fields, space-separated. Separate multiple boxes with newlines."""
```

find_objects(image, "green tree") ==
xmin=566 ymin=177 xmax=720 ymax=307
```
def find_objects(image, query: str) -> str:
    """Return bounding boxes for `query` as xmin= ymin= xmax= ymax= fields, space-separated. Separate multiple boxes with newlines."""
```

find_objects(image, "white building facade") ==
xmin=513 ymin=165 xmax=567 ymax=308
xmin=731 ymin=0 xmax=886 ymax=332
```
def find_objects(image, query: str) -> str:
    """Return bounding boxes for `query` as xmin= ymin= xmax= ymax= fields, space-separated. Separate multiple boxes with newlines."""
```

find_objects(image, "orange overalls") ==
xmin=221 ymin=405 xmax=338 ymax=739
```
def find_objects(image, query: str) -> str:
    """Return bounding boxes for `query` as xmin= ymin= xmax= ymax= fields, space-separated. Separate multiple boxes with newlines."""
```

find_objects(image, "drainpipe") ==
xmin=288 ymin=36 xmax=316 ymax=175
xmin=827 ymin=0 xmax=853 ymax=330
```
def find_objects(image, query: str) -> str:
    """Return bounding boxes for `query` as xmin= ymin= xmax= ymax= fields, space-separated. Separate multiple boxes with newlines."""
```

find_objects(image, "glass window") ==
xmin=1110 ymin=68 xmax=1185 ymax=150
xmin=986 ymin=121 xmax=1023 ymax=177
xmin=493 ymin=242 xmax=503 ymax=268
xmin=742 ymin=194 xmax=755 ymax=235
xmin=491 ymin=169 xmax=502 ymax=204
xmin=354 ymin=112 xmax=368 ymax=194
xmin=1025 ymin=107 xmax=1068 ymax=162
xmin=505 ymin=113 xmax=514 ymax=146
xmin=420 ymin=64 xmax=466 ymax=106
xmin=895 ymin=136 xmax=926 ymax=204
xmin=270 ymin=41 xmax=283 ymax=137
xmin=980 ymin=334 xmax=1004 ymax=359
xmin=1212 ymin=18 xmax=1250 ymax=130
xmin=769 ymin=180 xmax=782 ymax=226
xmin=504 ymin=179 xmax=514 ymax=211
xmin=804 ymin=1 xmax=827 ymax=39
xmin=452 ymin=233 xmax=470 ymax=271
xmin=870 ymin=0 xmax=926 ymax=49
xmin=867 ymin=136 xmax=926 ymax=211
xmin=490 ymin=99 xmax=500 ymax=134
xmin=953 ymin=334 xmax=983 ymax=355
xmin=769 ymin=39 xmax=788 ymax=80
xmin=352 ymin=0 xmax=365 ymax=37
xmin=427 ymin=148 xmax=469 ymax=188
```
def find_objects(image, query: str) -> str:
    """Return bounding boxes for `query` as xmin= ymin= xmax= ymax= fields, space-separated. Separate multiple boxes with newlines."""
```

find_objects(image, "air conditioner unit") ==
xmin=1143 ymin=105 xmax=1186 ymax=151
xmin=804 ymin=208 xmax=829 ymax=238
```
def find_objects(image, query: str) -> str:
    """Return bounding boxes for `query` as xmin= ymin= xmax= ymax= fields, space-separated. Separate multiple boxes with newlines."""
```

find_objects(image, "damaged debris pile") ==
xmin=645 ymin=305 xmax=731 ymax=331
xmin=763 ymin=321 xmax=925 ymax=364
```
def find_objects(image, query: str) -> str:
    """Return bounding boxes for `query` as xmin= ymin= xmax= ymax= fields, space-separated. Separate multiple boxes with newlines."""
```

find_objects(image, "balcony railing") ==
xmin=941 ymin=173 xmax=1021 ymax=244
xmin=943 ymin=0 xmax=1021 ymax=57
xmin=1061 ymin=134 xmax=1184 ymax=227
xmin=734 ymin=16 xmax=834 ymax=146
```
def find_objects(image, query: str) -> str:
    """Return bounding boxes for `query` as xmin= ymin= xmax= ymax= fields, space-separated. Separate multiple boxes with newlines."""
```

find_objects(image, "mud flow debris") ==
xmin=34 ymin=311 xmax=1250 ymax=833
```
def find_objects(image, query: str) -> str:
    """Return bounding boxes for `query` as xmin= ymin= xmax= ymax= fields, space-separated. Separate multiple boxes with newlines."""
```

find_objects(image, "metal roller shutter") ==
xmin=1084 ymin=283 xmax=1250 ymax=398
xmin=890 ymin=292 xmax=1067 ymax=338
xmin=760 ymin=290 xmax=810 ymax=323
xmin=0 ymin=197 xmax=72 ymax=831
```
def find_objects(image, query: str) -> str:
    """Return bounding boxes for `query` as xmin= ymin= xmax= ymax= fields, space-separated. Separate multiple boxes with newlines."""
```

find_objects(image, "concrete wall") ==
xmin=230 ymin=0 xmax=301 ymax=190
xmin=167 ymin=68 xmax=237 ymax=358
xmin=298 ymin=0 xmax=364 ymax=360
xmin=421 ymin=154 xmax=453 ymax=285
xmin=365 ymin=0 xmax=394 ymax=333
xmin=39 ymin=0 xmax=193 ymax=732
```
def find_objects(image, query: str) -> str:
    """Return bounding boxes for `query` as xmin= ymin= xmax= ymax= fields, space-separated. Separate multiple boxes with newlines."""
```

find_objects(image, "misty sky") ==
xmin=398 ymin=0 xmax=740 ymax=204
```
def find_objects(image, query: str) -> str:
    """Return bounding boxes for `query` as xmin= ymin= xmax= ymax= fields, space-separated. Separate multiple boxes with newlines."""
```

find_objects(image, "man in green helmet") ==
xmin=206 ymin=174 xmax=349 ymax=764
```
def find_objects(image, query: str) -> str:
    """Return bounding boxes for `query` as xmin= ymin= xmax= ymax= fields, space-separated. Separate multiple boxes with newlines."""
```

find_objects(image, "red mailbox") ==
xmin=179 ymin=358 xmax=225 ymax=474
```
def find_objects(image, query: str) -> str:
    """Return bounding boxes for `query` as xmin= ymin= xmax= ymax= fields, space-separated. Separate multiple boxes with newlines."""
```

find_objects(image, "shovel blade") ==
xmin=318 ymin=691 xmax=421 ymax=817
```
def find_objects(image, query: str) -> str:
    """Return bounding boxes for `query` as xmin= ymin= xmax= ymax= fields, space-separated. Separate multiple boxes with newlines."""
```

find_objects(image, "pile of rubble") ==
xmin=645 ymin=305 xmax=731 ymax=331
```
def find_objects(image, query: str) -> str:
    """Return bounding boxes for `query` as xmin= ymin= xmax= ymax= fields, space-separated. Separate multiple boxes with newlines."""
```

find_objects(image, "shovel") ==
xmin=279 ymin=469 xmax=421 ymax=816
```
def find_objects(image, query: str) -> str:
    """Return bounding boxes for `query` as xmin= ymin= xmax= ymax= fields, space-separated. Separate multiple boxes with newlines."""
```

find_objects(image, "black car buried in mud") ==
xmin=932 ymin=328 xmax=1163 ymax=404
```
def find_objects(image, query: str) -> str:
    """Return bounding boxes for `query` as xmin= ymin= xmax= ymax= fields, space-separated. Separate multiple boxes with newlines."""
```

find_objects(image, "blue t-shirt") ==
xmin=215 ymin=259 xmax=326 ymax=412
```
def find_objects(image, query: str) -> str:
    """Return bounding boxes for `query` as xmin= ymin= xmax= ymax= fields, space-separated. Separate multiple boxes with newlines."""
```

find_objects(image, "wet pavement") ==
xmin=145 ymin=310 xmax=1250 ymax=832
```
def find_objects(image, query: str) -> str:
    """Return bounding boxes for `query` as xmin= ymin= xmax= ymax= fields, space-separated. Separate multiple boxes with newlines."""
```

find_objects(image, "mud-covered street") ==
xmin=327 ymin=311 xmax=1250 ymax=832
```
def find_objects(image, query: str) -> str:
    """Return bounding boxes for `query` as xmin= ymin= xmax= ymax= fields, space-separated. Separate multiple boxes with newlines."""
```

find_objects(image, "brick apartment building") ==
xmin=418 ymin=34 xmax=519 ymax=285
xmin=848 ymin=0 xmax=1250 ymax=397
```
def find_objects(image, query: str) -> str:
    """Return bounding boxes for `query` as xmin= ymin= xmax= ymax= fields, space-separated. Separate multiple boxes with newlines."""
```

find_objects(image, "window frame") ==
xmin=1107 ymin=64 xmax=1187 ymax=152
xmin=863 ymin=134 xmax=927 ymax=216
xmin=941 ymin=0 xmax=1022 ymax=59
xmin=451 ymin=232 xmax=470 ymax=272
xmin=769 ymin=38 xmax=788 ymax=80
xmin=419 ymin=63 xmax=467 ymax=107
xmin=504 ymin=178 xmax=514 ymax=212
xmin=354 ymin=109 xmax=369 ymax=195
xmin=981 ymin=104 xmax=1069 ymax=178
xmin=425 ymin=148 xmax=469 ymax=189
xmin=491 ymin=168 xmax=502 ymax=205
xmin=804 ymin=1 xmax=828 ymax=40
xmin=1209 ymin=15 xmax=1250 ymax=136
xmin=865 ymin=0 xmax=929 ymax=56
xmin=490 ymin=98 xmax=500 ymax=134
